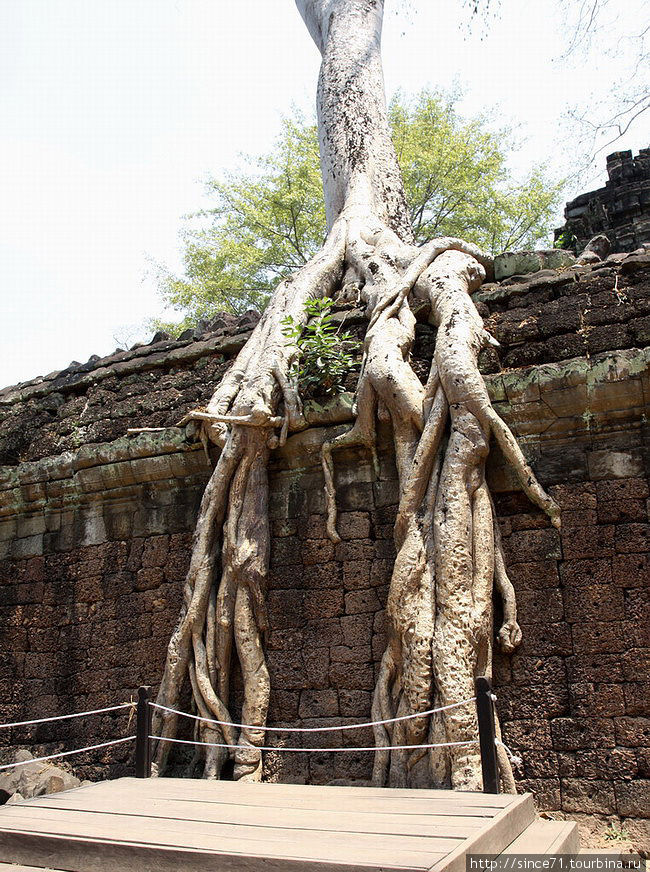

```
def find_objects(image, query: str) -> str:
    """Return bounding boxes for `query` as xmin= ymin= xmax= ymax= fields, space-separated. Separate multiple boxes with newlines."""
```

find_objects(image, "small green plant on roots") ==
xmin=282 ymin=298 xmax=359 ymax=399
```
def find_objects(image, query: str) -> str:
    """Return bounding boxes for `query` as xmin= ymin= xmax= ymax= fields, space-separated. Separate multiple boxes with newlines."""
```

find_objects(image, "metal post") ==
xmin=475 ymin=676 xmax=499 ymax=794
xmin=135 ymin=685 xmax=152 ymax=778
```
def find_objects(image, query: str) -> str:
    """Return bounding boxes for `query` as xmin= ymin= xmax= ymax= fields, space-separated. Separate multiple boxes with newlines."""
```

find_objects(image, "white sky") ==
xmin=1 ymin=0 xmax=647 ymax=389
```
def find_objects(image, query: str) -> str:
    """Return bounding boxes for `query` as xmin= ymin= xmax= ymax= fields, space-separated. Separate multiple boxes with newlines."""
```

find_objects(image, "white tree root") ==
xmin=151 ymin=223 xmax=346 ymax=779
xmin=323 ymin=242 xmax=560 ymax=791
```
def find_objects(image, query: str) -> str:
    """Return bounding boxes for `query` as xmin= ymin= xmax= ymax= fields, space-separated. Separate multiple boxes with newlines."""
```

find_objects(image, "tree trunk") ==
xmin=152 ymin=0 xmax=559 ymax=790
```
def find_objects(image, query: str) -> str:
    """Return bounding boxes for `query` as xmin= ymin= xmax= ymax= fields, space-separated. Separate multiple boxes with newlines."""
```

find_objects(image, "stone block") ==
xmin=339 ymin=613 xmax=374 ymax=648
xmin=623 ymin=683 xmax=650 ymax=716
xmin=517 ymin=589 xmax=564 ymax=622
xmin=562 ymin=525 xmax=615 ymax=559
xmin=268 ymin=590 xmax=304 ymax=630
xmin=330 ymin=645 xmax=372 ymax=663
xmin=302 ymin=618 xmax=343 ymax=649
xmin=616 ymin=523 xmax=650 ymax=554
xmin=560 ymin=510 xmax=598 ymax=529
xmin=549 ymin=483 xmax=597 ymax=510
xmin=614 ymin=717 xmax=650 ymax=746
xmin=329 ymin=660 xmax=374 ymax=691
xmin=560 ymin=558 xmax=612 ymax=588
xmin=344 ymin=589 xmax=381 ymax=615
xmin=508 ymin=561 xmax=561 ymax=590
xmin=561 ymin=778 xmax=617 ymax=814
xmin=141 ymin=535 xmax=169 ymax=568
xmin=496 ymin=684 xmax=569 ymax=719
xmin=615 ymin=780 xmax=650 ymax=818
xmin=572 ymin=621 xmax=624 ymax=654
xmin=563 ymin=584 xmax=624 ymax=622
xmin=337 ymin=512 xmax=371 ymax=540
xmin=519 ymin=778 xmax=562 ymax=811
xmin=339 ymin=690 xmax=372 ymax=718
xmin=342 ymin=561 xmax=372 ymax=590
xmin=568 ymin=682 xmax=625 ymax=717
xmin=511 ymin=655 xmax=567 ymax=687
xmin=502 ymin=719 xmax=552 ymax=750
xmin=271 ymin=519 xmax=297 ymax=538
xmin=494 ymin=249 xmax=575 ymax=280
xmin=301 ymin=562 xmax=339 ymax=590
xmin=612 ymin=553 xmax=649 ymax=588
xmin=596 ymin=477 xmax=650 ymax=502
xmin=304 ymin=589 xmax=344 ymax=621
xmin=576 ymin=748 xmax=638 ymax=781
xmin=297 ymin=514 xmax=327 ymax=539
xmin=517 ymin=622 xmax=573 ymax=657
xmin=621 ymin=649 xmax=650 ymax=682
xmin=372 ymin=479 xmax=398 ymax=508
xmin=266 ymin=628 xmax=304 ymax=652
xmin=370 ymin=558 xmax=393 ymax=587
xmin=551 ymin=717 xmax=616 ymax=750
xmin=337 ymin=481 xmax=374 ymax=512
xmin=503 ymin=529 xmax=561 ymax=564
xmin=303 ymin=648 xmax=330 ymax=689
xmin=302 ymin=539 xmax=335 ymax=566
xmin=267 ymin=690 xmax=299 ymax=722
xmin=522 ymin=751 xmax=560 ymax=778
xmin=334 ymin=541 xmax=375 ymax=562
xmin=587 ymin=449 xmax=644 ymax=480
xmin=624 ymin=588 xmax=650 ymax=622
xmin=299 ymin=689 xmax=339 ymax=719
xmin=373 ymin=505 xmax=397 ymax=526
xmin=270 ymin=537 xmax=302 ymax=566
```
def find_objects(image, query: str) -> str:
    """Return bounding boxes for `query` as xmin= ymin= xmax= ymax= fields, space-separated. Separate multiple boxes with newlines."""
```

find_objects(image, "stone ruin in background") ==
xmin=556 ymin=148 xmax=650 ymax=254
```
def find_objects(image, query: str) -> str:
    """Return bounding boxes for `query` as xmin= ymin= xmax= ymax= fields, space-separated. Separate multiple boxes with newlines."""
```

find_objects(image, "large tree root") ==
xmin=151 ymin=222 xmax=346 ymax=779
xmin=322 ymin=227 xmax=560 ymax=791
xmin=153 ymin=212 xmax=559 ymax=790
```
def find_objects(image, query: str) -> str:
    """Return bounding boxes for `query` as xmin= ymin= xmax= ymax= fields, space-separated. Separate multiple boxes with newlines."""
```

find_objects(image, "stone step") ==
xmin=500 ymin=819 xmax=580 ymax=854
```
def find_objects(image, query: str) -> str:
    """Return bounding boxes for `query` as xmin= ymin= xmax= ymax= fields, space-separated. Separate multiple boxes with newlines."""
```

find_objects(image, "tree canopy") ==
xmin=153 ymin=90 xmax=563 ymax=331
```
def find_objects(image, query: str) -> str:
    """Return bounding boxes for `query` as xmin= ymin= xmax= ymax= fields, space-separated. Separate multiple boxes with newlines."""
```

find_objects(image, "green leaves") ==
xmin=282 ymin=298 xmax=359 ymax=399
xmin=155 ymin=91 xmax=564 ymax=329
xmin=390 ymin=90 xmax=564 ymax=252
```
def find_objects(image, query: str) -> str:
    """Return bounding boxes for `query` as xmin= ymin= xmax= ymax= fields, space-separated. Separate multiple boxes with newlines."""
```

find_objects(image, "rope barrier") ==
xmin=150 ymin=734 xmax=478 ymax=754
xmin=495 ymin=738 xmax=523 ymax=769
xmin=0 ymin=703 xmax=133 ymax=731
xmin=0 ymin=735 xmax=136 ymax=771
xmin=150 ymin=695 xmax=476 ymax=734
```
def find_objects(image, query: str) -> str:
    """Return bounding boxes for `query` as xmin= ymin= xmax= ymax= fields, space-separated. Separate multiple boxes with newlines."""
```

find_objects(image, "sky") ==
xmin=0 ymin=0 xmax=647 ymax=389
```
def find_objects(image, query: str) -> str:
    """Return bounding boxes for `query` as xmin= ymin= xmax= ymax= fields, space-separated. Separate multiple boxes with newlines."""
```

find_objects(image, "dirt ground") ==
xmin=542 ymin=811 xmax=649 ymax=858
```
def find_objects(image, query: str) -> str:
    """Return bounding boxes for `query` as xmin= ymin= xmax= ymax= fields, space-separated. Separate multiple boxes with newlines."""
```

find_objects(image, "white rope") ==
xmin=0 ymin=735 xmax=136 ymax=771
xmin=0 ymin=703 xmax=133 ymax=730
xmin=150 ymin=696 xmax=476 ymax=733
xmin=495 ymin=738 xmax=523 ymax=769
xmin=150 ymin=734 xmax=478 ymax=754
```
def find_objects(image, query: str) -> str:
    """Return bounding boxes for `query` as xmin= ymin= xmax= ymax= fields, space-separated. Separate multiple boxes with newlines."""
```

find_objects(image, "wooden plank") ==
xmin=115 ymin=778 xmax=515 ymax=807
xmin=428 ymin=794 xmax=536 ymax=872
xmin=88 ymin=780 xmax=506 ymax=817
xmin=13 ymin=794 xmax=484 ymax=839
xmin=0 ymin=829 xmax=442 ymax=872
xmin=0 ymin=865 xmax=65 ymax=872
xmin=501 ymin=820 xmax=580 ymax=855
xmin=0 ymin=808 xmax=455 ymax=862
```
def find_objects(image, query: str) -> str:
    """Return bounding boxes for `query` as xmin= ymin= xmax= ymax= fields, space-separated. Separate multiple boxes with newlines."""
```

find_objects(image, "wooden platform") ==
xmin=0 ymin=777 xmax=577 ymax=872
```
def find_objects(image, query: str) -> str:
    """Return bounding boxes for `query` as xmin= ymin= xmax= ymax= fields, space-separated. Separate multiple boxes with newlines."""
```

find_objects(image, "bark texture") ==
xmin=153 ymin=0 xmax=559 ymax=790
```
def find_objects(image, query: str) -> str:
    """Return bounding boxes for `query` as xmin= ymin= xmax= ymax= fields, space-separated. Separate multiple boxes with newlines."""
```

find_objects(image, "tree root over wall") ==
xmin=151 ymin=213 xmax=560 ymax=791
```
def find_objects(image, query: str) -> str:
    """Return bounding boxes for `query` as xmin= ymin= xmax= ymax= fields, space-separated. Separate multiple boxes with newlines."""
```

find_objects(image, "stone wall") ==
xmin=0 ymin=258 xmax=648 ymax=826
xmin=556 ymin=148 xmax=650 ymax=254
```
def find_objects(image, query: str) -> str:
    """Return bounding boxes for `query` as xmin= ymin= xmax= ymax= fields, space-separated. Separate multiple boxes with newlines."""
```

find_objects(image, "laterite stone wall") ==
xmin=0 ymin=260 xmax=648 ymax=831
